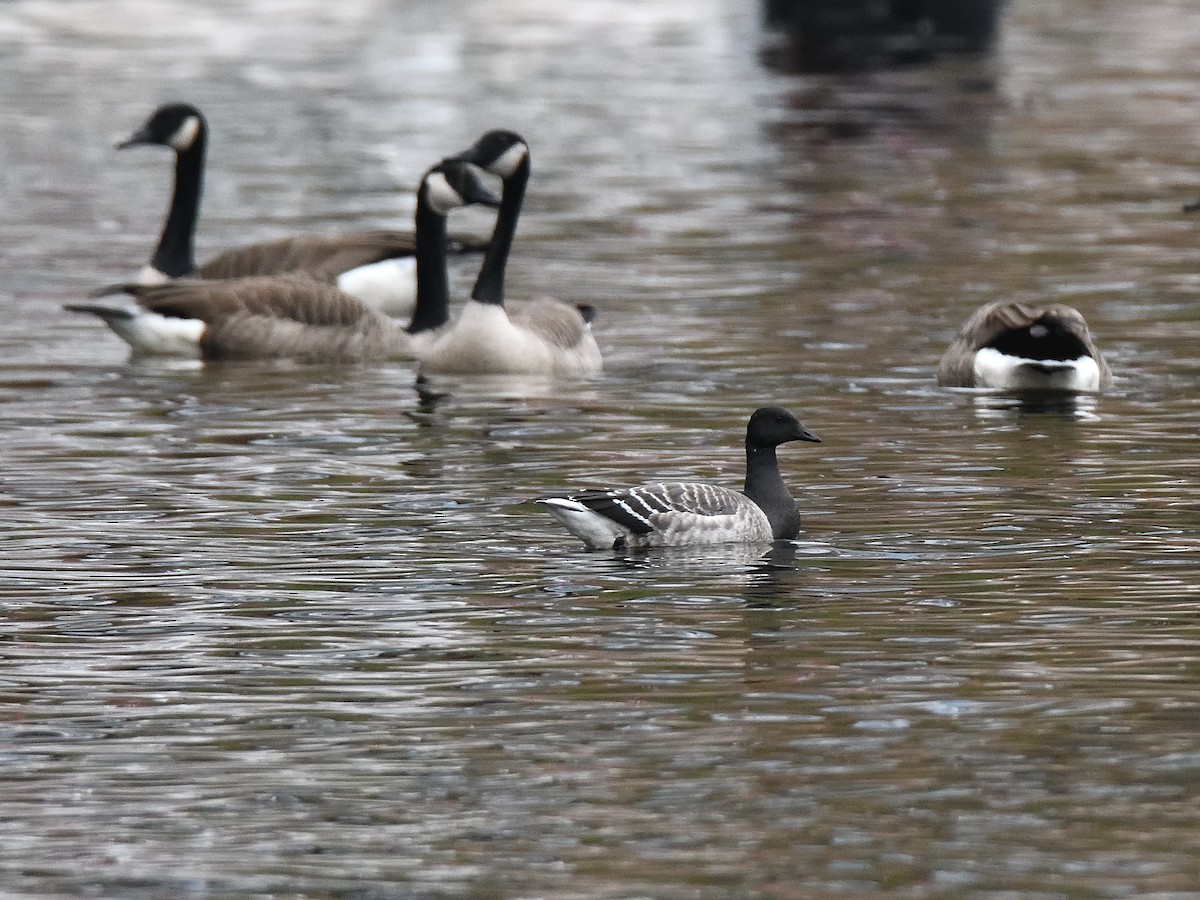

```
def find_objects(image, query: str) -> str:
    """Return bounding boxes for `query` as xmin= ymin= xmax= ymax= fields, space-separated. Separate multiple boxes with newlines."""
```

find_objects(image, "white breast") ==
xmin=420 ymin=302 xmax=598 ymax=375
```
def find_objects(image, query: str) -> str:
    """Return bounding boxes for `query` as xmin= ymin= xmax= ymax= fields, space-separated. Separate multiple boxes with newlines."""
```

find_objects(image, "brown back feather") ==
xmin=508 ymin=297 xmax=592 ymax=351
xmin=130 ymin=274 xmax=386 ymax=328
xmin=196 ymin=230 xmax=486 ymax=281
xmin=127 ymin=275 xmax=414 ymax=362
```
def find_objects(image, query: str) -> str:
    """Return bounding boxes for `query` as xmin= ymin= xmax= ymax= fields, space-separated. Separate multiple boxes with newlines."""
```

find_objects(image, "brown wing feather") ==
xmin=508 ymin=297 xmax=591 ymax=351
xmin=126 ymin=275 xmax=415 ymax=362
xmin=129 ymin=274 xmax=380 ymax=328
xmin=196 ymin=230 xmax=488 ymax=281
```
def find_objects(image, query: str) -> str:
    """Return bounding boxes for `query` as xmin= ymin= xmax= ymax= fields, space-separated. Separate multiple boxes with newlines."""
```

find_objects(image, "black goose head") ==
xmin=746 ymin=407 xmax=821 ymax=450
xmin=450 ymin=130 xmax=530 ymax=308
xmin=420 ymin=159 xmax=503 ymax=215
xmin=118 ymin=103 xmax=206 ymax=152
xmin=451 ymin=130 xmax=530 ymax=179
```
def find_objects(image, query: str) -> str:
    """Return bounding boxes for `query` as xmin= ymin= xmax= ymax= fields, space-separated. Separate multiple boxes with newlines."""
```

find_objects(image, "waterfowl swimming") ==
xmin=101 ymin=102 xmax=489 ymax=316
xmin=538 ymin=407 xmax=820 ymax=550
xmin=417 ymin=130 xmax=603 ymax=376
xmin=66 ymin=159 xmax=500 ymax=362
xmin=936 ymin=301 xmax=1111 ymax=391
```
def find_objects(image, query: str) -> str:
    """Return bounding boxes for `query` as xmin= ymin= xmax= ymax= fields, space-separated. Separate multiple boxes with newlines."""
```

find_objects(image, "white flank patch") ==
xmin=424 ymin=172 xmax=465 ymax=216
xmin=973 ymin=347 xmax=1100 ymax=392
xmin=337 ymin=258 xmax=417 ymax=318
xmin=168 ymin=115 xmax=201 ymax=151
xmin=538 ymin=498 xmax=625 ymax=550
xmin=113 ymin=311 xmax=204 ymax=356
xmin=488 ymin=142 xmax=528 ymax=178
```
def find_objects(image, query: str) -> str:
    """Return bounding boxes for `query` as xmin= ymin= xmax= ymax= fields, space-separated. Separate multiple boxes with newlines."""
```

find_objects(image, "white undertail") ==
xmin=973 ymin=347 xmax=1101 ymax=391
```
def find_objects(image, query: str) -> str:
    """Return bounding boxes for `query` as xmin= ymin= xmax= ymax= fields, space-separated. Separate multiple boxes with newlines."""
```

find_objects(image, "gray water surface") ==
xmin=2 ymin=0 xmax=1199 ymax=895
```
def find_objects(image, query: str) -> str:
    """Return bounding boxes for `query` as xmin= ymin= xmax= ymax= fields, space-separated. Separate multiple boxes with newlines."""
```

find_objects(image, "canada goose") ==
xmin=417 ymin=130 xmax=603 ymax=376
xmin=66 ymin=159 xmax=500 ymax=362
xmin=102 ymin=102 xmax=488 ymax=316
xmin=538 ymin=407 xmax=820 ymax=550
xmin=936 ymin=301 xmax=1111 ymax=391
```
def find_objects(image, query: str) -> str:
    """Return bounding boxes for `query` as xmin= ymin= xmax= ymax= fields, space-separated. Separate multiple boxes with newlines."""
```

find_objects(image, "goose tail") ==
xmin=64 ymin=301 xmax=138 ymax=321
xmin=86 ymin=281 xmax=141 ymax=298
xmin=536 ymin=497 xmax=624 ymax=551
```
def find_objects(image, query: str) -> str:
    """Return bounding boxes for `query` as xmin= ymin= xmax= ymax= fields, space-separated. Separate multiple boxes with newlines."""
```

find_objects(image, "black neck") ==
xmin=150 ymin=133 xmax=205 ymax=277
xmin=470 ymin=156 xmax=529 ymax=307
xmin=744 ymin=443 xmax=799 ymax=540
xmin=406 ymin=195 xmax=451 ymax=335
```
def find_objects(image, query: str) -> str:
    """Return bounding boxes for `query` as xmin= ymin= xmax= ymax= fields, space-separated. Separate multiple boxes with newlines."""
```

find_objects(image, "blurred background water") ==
xmin=1 ymin=0 xmax=1199 ymax=895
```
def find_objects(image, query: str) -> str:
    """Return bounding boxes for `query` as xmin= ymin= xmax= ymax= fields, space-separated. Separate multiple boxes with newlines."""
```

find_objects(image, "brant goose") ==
xmin=539 ymin=407 xmax=820 ymax=550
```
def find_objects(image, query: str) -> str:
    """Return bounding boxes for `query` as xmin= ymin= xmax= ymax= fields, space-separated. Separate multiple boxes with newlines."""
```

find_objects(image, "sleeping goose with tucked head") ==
xmin=66 ymin=159 xmax=500 ymax=362
xmin=99 ymin=102 xmax=489 ymax=316
xmin=417 ymin=130 xmax=603 ymax=376
xmin=936 ymin=301 xmax=1111 ymax=391
xmin=538 ymin=407 xmax=820 ymax=551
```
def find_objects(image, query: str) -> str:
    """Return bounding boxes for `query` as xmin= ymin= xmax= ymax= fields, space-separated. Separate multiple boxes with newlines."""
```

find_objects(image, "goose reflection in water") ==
xmin=969 ymin=391 xmax=1101 ymax=423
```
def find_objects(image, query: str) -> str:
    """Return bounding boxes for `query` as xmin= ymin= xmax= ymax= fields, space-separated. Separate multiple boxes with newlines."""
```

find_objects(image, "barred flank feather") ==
xmin=539 ymin=483 xmax=771 ymax=550
xmin=538 ymin=408 xmax=820 ymax=551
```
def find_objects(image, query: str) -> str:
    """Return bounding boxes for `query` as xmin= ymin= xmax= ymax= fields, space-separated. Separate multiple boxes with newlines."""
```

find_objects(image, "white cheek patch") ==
xmin=168 ymin=116 xmax=201 ymax=151
xmin=424 ymin=172 xmax=465 ymax=216
xmin=135 ymin=264 xmax=170 ymax=286
xmin=488 ymin=142 xmax=528 ymax=178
